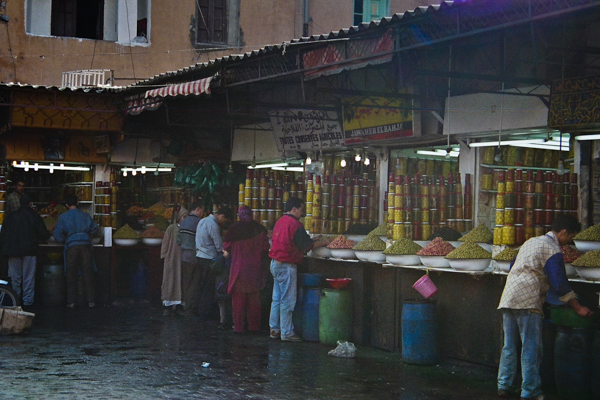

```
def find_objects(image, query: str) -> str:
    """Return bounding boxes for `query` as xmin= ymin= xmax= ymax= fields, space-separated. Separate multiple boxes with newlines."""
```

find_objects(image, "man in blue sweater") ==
xmin=54 ymin=194 xmax=98 ymax=308
xmin=177 ymin=201 xmax=205 ymax=317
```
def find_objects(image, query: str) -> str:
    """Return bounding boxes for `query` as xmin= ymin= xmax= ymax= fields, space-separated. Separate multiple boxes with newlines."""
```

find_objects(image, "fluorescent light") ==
xmin=469 ymin=139 xmax=546 ymax=148
xmin=416 ymin=150 xmax=459 ymax=157
xmin=121 ymin=167 xmax=172 ymax=172
xmin=508 ymin=142 xmax=570 ymax=151
xmin=272 ymin=166 xmax=304 ymax=172
xmin=575 ymin=134 xmax=600 ymax=141
xmin=12 ymin=162 xmax=90 ymax=171
xmin=247 ymin=163 xmax=289 ymax=169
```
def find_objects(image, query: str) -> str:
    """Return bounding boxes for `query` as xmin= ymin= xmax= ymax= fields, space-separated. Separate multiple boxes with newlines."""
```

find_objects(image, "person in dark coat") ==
xmin=0 ymin=194 xmax=50 ymax=306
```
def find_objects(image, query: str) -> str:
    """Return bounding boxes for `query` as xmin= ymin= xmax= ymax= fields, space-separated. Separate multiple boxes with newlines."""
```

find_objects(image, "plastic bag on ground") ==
xmin=328 ymin=340 xmax=356 ymax=358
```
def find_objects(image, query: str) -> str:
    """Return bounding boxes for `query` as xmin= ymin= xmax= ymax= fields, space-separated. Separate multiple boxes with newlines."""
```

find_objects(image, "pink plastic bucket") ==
xmin=412 ymin=275 xmax=438 ymax=299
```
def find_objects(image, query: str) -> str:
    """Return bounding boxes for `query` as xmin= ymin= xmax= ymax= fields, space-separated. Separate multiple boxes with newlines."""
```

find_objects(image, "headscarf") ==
xmin=176 ymin=206 xmax=189 ymax=223
xmin=237 ymin=205 xmax=252 ymax=222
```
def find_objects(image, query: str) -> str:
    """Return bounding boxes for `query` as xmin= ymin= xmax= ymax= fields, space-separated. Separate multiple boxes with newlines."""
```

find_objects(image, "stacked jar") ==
xmin=411 ymin=175 xmax=422 ymax=240
xmin=403 ymin=176 xmax=413 ymax=239
xmin=533 ymin=171 xmax=545 ymax=237
xmin=514 ymin=169 xmax=524 ymax=245
xmin=312 ymin=175 xmax=321 ymax=234
xmin=267 ymin=172 xmax=276 ymax=228
xmin=493 ymin=170 xmax=505 ymax=245
xmin=304 ymin=173 xmax=314 ymax=231
xmin=503 ymin=169 xmax=516 ymax=245
xmin=421 ymin=175 xmax=431 ymax=240
xmin=523 ymin=170 xmax=535 ymax=241
xmin=429 ymin=176 xmax=439 ymax=233
xmin=387 ymin=174 xmax=395 ymax=239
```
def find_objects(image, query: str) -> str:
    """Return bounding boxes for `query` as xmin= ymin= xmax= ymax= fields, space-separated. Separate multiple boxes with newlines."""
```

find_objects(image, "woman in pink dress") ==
xmin=223 ymin=206 xmax=270 ymax=333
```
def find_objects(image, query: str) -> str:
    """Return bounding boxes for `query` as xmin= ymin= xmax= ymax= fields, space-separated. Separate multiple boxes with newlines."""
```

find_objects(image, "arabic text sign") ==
xmin=270 ymin=109 xmax=345 ymax=152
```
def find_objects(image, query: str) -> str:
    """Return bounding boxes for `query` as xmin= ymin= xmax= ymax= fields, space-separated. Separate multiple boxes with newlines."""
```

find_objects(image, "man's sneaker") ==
xmin=269 ymin=330 xmax=280 ymax=339
xmin=281 ymin=334 xmax=302 ymax=342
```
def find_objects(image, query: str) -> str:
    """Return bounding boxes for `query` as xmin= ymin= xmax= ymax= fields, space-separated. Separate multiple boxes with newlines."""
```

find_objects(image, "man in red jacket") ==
xmin=268 ymin=197 xmax=330 ymax=341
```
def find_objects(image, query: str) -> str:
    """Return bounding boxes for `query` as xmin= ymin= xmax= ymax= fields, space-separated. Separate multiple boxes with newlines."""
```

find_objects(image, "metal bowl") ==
xmin=419 ymin=255 xmax=451 ymax=268
xmin=573 ymin=240 xmax=600 ymax=252
xmin=385 ymin=254 xmax=421 ymax=266
xmin=142 ymin=237 xmax=163 ymax=246
xmin=329 ymin=249 xmax=356 ymax=260
xmin=495 ymin=260 xmax=512 ymax=272
xmin=354 ymin=250 xmax=386 ymax=263
xmin=310 ymin=246 xmax=332 ymax=258
xmin=563 ymin=263 xmax=578 ymax=278
xmin=573 ymin=266 xmax=600 ymax=281
xmin=345 ymin=235 xmax=367 ymax=244
xmin=448 ymin=258 xmax=491 ymax=271
xmin=113 ymin=238 xmax=140 ymax=247
xmin=414 ymin=240 xmax=430 ymax=248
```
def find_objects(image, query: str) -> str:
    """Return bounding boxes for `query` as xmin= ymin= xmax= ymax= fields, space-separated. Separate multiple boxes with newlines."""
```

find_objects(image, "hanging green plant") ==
xmin=174 ymin=162 xmax=223 ymax=207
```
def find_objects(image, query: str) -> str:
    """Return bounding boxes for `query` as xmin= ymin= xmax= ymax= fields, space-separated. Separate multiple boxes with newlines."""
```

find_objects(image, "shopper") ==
xmin=54 ymin=194 xmax=99 ymax=308
xmin=160 ymin=206 xmax=188 ymax=317
xmin=6 ymin=178 xmax=25 ymax=214
xmin=223 ymin=205 xmax=270 ymax=334
xmin=176 ymin=201 xmax=205 ymax=317
xmin=195 ymin=207 xmax=234 ymax=321
xmin=268 ymin=197 xmax=331 ymax=341
xmin=0 ymin=194 xmax=50 ymax=307
xmin=497 ymin=214 xmax=593 ymax=400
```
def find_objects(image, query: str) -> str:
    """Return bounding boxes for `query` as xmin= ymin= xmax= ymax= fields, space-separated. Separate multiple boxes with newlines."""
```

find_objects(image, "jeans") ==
xmin=497 ymin=309 xmax=544 ymax=399
xmin=8 ymin=256 xmax=37 ymax=306
xmin=66 ymin=245 xmax=94 ymax=304
xmin=269 ymin=260 xmax=297 ymax=338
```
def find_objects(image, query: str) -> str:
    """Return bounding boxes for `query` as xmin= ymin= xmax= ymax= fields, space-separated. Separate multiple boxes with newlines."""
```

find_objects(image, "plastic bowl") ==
xmin=574 ymin=266 xmax=600 ymax=281
xmin=550 ymin=306 xmax=594 ymax=328
xmin=495 ymin=260 xmax=512 ymax=273
xmin=573 ymin=240 xmax=600 ymax=252
xmin=476 ymin=243 xmax=493 ymax=252
xmin=311 ymin=246 xmax=332 ymax=258
xmin=419 ymin=255 xmax=451 ymax=268
xmin=448 ymin=258 xmax=491 ymax=271
xmin=414 ymin=240 xmax=430 ymax=248
xmin=326 ymin=278 xmax=352 ymax=289
xmin=449 ymin=241 xmax=463 ymax=248
xmin=385 ymin=254 xmax=421 ymax=266
xmin=564 ymin=263 xmax=577 ymax=278
xmin=354 ymin=250 xmax=386 ymax=263
xmin=142 ymin=237 xmax=163 ymax=246
xmin=329 ymin=249 xmax=356 ymax=260
xmin=113 ymin=238 xmax=140 ymax=247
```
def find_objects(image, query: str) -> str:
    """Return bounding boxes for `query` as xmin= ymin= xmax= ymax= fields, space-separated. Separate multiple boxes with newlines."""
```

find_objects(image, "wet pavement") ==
xmin=0 ymin=302 xmax=559 ymax=399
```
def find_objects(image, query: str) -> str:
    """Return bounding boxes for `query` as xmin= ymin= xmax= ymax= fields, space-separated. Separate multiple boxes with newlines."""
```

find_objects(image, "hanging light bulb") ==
xmin=305 ymin=154 xmax=312 ymax=165
xmin=494 ymin=147 xmax=502 ymax=163
xmin=445 ymin=147 xmax=452 ymax=160
xmin=557 ymin=159 xmax=566 ymax=176
xmin=364 ymin=157 xmax=370 ymax=166
xmin=12 ymin=160 xmax=16 ymax=167
xmin=340 ymin=156 xmax=346 ymax=168
xmin=49 ymin=163 xmax=54 ymax=174
xmin=141 ymin=166 xmax=146 ymax=174
xmin=123 ymin=170 xmax=128 ymax=177
xmin=355 ymin=151 xmax=361 ymax=162
xmin=34 ymin=163 xmax=39 ymax=172
xmin=132 ymin=169 xmax=137 ymax=176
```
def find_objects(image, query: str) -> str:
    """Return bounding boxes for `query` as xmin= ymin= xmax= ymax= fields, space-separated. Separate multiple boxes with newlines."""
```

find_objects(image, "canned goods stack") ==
xmin=493 ymin=171 xmax=505 ymax=245
xmin=312 ymin=175 xmax=321 ymax=233
xmin=524 ymin=170 xmax=535 ymax=241
xmin=304 ymin=173 xmax=313 ymax=231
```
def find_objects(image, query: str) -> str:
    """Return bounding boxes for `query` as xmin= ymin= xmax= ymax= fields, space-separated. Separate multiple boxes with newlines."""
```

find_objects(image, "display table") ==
xmin=307 ymin=255 xmax=600 ymax=367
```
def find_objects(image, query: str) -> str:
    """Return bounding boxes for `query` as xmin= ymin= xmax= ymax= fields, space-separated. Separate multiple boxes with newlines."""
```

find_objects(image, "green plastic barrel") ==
xmin=318 ymin=288 xmax=352 ymax=346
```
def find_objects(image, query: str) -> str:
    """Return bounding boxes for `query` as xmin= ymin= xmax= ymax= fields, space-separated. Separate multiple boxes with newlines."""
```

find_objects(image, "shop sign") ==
xmin=549 ymin=76 xmax=600 ymax=127
xmin=269 ymin=109 xmax=345 ymax=152
xmin=342 ymin=96 xmax=415 ymax=144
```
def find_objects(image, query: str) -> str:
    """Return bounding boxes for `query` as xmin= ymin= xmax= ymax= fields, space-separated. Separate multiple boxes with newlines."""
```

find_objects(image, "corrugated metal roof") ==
xmin=0 ymin=81 xmax=122 ymax=93
xmin=127 ymin=1 xmax=454 ymax=88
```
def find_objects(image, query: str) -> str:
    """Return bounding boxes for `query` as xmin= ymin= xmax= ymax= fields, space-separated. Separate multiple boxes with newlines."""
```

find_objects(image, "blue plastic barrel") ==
xmin=301 ymin=273 xmax=323 ymax=288
xmin=131 ymin=260 xmax=148 ymax=298
xmin=301 ymin=288 xmax=321 ymax=341
xmin=42 ymin=263 xmax=66 ymax=307
xmin=592 ymin=330 xmax=600 ymax=400
xmin=554 ymin=326 xmax=593 ymax=400
xmin=401 ymin=299 xmax=439 ymax=365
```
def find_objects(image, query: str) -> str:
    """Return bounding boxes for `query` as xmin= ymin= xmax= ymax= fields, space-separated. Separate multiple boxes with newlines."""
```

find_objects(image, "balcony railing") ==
xmin=61 ymin=69 xmax=115 ymax=88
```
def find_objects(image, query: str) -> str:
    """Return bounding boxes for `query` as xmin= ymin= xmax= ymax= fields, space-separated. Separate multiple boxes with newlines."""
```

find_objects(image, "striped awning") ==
xmin=125 ymin=76 xmax=213 ymax=115
xmin=145 ymin=76 xmax=213 ymax=98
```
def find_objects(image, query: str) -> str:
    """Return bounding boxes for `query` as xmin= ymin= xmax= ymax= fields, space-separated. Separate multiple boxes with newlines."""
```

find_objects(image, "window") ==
xmin=354 ymin=0 xmax=389 ymax=25
xmin=26 ymin=0 xmax=151 ymax=44
xmin=196 ymin=0 xmax=227 ymax=45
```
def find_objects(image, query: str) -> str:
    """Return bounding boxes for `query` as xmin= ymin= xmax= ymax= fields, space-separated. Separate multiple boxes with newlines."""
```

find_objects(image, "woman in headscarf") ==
xmin=160 ymin=206 xmax=188 ymax=316
xmin=223 ymin=205 xmax=270 ymax=333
